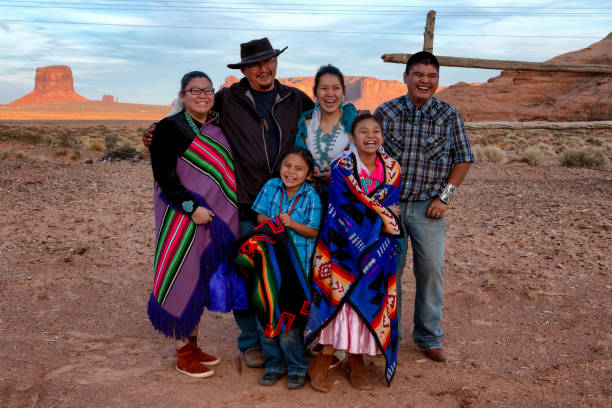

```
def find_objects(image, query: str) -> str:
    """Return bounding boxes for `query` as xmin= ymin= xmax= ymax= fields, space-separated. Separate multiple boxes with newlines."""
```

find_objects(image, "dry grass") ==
xmin=0 ymin=120 xmax=150 ymax=160
xmin=1 ymin=120 xmax=610 ymax=167
xmin=472 ymin=144 xmax=506 ymax=163
xmin=523 ymin=146 xmax=544 ymax=166
xmin=469 ymin=128 xmax=611 ymax=167
xmin=560 ymin=147 xmax=609 ymax=168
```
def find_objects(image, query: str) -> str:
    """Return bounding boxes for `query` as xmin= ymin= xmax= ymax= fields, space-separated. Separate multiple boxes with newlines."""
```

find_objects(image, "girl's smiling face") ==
xmin=349 ymin=118 xmax=383 ymax=156
xmin=280 ymin=153 xmax=311 ymax=195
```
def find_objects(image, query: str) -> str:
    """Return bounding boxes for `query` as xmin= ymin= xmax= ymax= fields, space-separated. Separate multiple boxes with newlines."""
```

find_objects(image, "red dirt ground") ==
xmin=0 ymin=141 xmax=610 ymax=407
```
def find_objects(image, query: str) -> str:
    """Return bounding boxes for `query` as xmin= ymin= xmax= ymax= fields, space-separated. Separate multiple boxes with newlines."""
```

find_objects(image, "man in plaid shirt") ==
xmin=374 ymin=51 xmax=474 ymax=363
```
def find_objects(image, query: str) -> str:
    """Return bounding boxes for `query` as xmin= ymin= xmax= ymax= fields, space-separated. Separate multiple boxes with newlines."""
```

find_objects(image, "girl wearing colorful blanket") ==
xmin=245 ymin=147 xmax=322 ymax=389
xmin=147 ymin=71 xmax=246 ymax=378
xmin=305 ymin=114 xmax=402 ymax=391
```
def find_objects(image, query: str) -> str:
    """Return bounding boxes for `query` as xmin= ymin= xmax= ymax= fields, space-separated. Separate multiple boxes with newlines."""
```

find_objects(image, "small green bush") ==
xmin=472 ymin=144 xmax=506 ymax=164
xmin=560 ymin=147 xmax=609 ymax=168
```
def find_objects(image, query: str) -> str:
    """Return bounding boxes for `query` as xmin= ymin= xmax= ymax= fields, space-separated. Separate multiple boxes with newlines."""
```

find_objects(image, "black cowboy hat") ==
xmin=227 ymin=37 xmax=288 ymax=69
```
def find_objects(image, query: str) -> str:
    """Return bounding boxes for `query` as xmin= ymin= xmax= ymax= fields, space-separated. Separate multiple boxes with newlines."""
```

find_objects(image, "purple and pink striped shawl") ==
xmin=148 ymin=114 xmax=245 ymax=340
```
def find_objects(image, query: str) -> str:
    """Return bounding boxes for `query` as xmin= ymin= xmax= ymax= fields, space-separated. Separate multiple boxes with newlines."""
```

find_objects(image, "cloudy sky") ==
xmin=0 ymin=0 xmax=609 ymax=105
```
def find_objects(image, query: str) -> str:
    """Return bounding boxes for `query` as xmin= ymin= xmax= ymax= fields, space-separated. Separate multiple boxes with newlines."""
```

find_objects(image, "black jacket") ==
xmin=214 ymin=78 xmax=314 ymax=206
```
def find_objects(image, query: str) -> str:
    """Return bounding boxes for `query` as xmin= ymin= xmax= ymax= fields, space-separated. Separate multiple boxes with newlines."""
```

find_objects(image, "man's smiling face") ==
xmin=404 ymin=62 xmax=439 ymax=106
xmin=240 ymin=57 xmax=277 ymax=92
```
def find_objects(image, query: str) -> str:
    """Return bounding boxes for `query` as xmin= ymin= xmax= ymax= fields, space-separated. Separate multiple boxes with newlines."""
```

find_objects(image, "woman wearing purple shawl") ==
xmin=147 ymin=71 xmax=247 ymax=378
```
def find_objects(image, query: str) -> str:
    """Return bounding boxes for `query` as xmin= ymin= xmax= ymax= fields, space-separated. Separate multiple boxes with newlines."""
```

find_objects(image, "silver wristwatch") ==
xmin=438 ymin=183 xmax=457 ymax=205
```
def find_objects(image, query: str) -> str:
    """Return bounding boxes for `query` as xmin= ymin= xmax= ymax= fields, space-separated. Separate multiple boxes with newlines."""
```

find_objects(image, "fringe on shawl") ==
xmin=147 ymin=191 xmax=237 ymax=340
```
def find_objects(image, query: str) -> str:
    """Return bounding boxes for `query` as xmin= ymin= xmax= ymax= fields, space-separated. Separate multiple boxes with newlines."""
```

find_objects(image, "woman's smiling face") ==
xmin=315 ymin=73 xmax=344 ymax=114
xmin=180 ymin=76 xmax=214 ymax=120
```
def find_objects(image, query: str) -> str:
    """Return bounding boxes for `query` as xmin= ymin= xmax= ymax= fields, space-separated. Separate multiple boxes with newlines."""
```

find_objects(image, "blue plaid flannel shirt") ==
xmin=374 ymin=95 xmax=474 ymax=201
xmin=252 ymin=178 xmax=322 ymax=275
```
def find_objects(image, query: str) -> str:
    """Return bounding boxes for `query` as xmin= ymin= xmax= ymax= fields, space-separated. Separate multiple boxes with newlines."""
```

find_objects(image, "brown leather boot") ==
xmin=176 ymin=343 xmax=214 ymax=378
xmin=346 ymin=354 xmax=372 ymax=390
xmin=308 ymin=353 xmax=333 ymax=392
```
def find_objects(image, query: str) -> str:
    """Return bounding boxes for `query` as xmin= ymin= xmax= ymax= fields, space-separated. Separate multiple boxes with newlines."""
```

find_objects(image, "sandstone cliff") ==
xmin=220 ymin=75 xmax=409 ymax=112
xmin=9 ymin=65 xmax=88 ymax=105
xmin=436 ymin=33 xmax=612 ymax=121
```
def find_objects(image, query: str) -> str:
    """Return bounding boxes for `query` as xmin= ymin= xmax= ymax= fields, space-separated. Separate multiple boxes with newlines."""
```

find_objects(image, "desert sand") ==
xmin=0 ymin=128 xmax=610 ymax=407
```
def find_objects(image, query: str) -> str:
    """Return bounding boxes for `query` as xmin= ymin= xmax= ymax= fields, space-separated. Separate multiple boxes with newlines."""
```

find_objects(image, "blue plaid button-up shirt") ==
xmin=252 ymin=178 xmax=322 ymax=275
xmin=375 ymin=95 xmax=474 ymax=201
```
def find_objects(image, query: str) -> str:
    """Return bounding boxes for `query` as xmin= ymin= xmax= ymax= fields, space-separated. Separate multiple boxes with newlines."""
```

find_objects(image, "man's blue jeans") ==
xmin=261 ymin=327 xmax=308 ymax=376
xmin=398 ymin=199 xmax=446 ymax=350
xmin=233 ymin=218 xmax=265 ymax=354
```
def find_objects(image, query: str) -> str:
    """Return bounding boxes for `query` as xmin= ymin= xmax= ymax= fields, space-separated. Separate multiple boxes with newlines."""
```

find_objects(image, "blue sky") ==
xmin=0 ymin=0 xmax=609 ymax=105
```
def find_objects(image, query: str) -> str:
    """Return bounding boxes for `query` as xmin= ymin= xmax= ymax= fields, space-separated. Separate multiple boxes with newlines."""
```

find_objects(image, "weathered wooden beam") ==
xmin=423 ymin=11 xmax=436 ymax=53
xmin=382 ymin=54 xmax=612 ymax=74
xmin=465 ymin=121 xmax=612 ymax=130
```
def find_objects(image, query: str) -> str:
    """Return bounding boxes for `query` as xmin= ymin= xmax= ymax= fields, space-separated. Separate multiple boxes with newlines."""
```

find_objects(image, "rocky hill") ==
xmin=9 ymin=65 xmax=88 ymax=105
xmin=220 ymin=75 xmax=416 ymax=113
xmin=437 ymin=33 xmax=612 ymax=121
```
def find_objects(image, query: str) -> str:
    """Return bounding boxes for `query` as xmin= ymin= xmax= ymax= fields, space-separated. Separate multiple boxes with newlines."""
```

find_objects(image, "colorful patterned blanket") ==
xmin=235 ymin=218 xmax=311 ymax=338
xmin=148 ymin=112 xmax=246 ymax=340
xmin=305 ymin=151 xmax=402 ymax=385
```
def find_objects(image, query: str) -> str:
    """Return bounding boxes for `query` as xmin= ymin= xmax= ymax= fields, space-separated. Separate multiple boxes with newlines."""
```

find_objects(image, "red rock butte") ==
xmin=220 ymin=75 xmax=412 ymax=113
xmin=9 ymin=65 xmax=88 ymax=105
xmin=437 ymin=33 xmax=612 ymax=121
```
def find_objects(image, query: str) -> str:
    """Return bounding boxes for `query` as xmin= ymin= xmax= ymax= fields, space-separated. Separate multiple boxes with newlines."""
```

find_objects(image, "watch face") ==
xmin=182 ymin=200 xmax=194 ymax=213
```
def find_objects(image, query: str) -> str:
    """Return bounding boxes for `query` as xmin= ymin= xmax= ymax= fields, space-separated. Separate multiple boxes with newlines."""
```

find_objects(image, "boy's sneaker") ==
xmin=259 ymin=371 xmax=283 ymax=386
xmin=244 ymin=349 xmax=265 ymax=368
xmin=286 ymin=374 xmax=306 ymax=389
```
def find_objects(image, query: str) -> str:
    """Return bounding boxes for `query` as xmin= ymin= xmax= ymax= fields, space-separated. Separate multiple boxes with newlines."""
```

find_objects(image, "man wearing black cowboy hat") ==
xmin=142 ymin=37 xmax=313 ymax=373
xmin=216 ymin=36 xmax=313 ymax=377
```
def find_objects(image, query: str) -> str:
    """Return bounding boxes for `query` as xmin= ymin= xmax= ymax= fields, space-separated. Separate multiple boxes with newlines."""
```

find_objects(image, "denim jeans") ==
xmin=398 ymin=199 xmax=446 ymax=349
xmin=233 ymin=218 xmax=265 ymax=354
xmin=261 ymin=327 xmax=308 ymax=376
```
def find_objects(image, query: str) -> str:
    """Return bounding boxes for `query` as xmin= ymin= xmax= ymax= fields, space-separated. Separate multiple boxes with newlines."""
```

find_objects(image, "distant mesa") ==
xmin=101 ymin=95 xmax=117 ymax=103
xmin=220 ymin=75 xmax=408 ymax=113
xmin=9 ymin=65 xmax=88 ymax=105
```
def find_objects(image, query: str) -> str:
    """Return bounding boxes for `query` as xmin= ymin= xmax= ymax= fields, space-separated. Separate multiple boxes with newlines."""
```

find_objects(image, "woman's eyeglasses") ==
xmin=184 ymin=87 xmax=215 ymax=96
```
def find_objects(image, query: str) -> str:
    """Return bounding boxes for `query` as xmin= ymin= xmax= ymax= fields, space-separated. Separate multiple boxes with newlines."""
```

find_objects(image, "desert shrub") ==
xmin=472 ymin=144 xmax=506 ymax=164
xmin=88 ymin=141 xmax=104 ymax=151
xmin=113 ymin=142 xmax=139 ymax=159
xmin=71 ymin=150 xmax=81 ymax=160
xmin=141 ymin=144 xmax=150 ymax=160
xmin=524 ymin=146 xmax=544 ymax=166
xmin=560 ymin=147 xmax=609 ymax=168
xmin=58 ymin=129 xmax=81 ymax=149
xmin=0 ymin=126 xmax=44 ymax=144
xmin=104 ymin=134 xmax=120 ymax=152
xmin=55 ymin=150 xmax=68 ymax=157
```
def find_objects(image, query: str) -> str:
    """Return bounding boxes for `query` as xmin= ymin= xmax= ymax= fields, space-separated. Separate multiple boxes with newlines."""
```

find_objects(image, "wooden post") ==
xmin=423 ymin=10 xmax=436 ymax=52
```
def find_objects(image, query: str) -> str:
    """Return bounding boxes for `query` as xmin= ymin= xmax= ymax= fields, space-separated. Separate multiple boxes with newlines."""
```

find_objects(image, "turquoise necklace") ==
xmin=185 ymin=112 xmax=202 ymax=135
xmin=314 ymin=122 xmax=340 ymax=169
